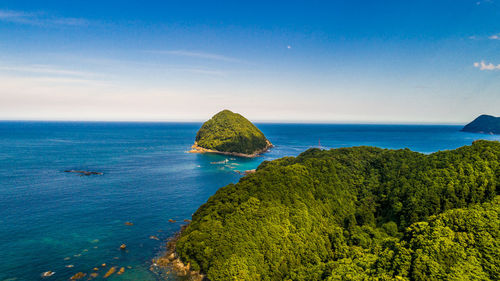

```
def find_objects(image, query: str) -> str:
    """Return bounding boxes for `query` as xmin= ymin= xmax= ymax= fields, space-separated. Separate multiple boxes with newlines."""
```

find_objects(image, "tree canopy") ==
xmin=195 ymin=110 xmax=271 ymax=155
xmin=176 ymin=140 xmax=500 ymax=280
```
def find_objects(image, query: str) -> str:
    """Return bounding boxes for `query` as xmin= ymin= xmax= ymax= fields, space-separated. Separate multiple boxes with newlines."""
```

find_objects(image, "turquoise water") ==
xmin=0 ymin=122 xmax=499 ymax=281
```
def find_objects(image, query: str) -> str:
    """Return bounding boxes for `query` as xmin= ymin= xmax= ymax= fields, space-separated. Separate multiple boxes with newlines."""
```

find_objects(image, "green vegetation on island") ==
xmin=462 ymin=114 xmax=500 ymax=135
xmin=191 ymin=110 xmax=272 ymax=156
xmin=175 ymin=140 xmax=500 ymax=280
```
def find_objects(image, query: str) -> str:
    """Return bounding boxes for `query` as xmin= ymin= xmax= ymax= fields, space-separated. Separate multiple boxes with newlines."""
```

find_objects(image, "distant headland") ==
xmin=189 ymin=109 xmax=273 ymax=157
xmin=462 ymin=114 xmax=500 ymax=135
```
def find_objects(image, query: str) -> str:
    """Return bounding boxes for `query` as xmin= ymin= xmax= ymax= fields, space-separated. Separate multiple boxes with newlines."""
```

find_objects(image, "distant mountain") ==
xmin=462 ymin=114 xmax=500 ymax=135
xmin=190 ymin=110 xmax=272 ymax=157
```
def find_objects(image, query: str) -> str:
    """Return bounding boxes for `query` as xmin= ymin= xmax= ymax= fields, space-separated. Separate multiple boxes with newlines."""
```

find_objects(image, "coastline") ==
xmin=153 ymin=225 xmax=205 ymax=281
xmin=155 ymin=140 xmax=267 ymax=279
xmin=188 ymin=140 xmax=273 ymax=158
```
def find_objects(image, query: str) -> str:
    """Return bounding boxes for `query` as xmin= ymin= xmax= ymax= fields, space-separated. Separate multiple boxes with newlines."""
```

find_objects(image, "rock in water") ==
xmin=190 ymin=109 xmax=273 ymax=157
xmin=41 ymin=271 xmax=55 ymax=277
xmin=64 ymin=170 xmax=103 ymax=176
xmin=103 ymin=267 xmax=116 ymax=278
xmin=462 ymin=114 xmax=500 ymax=135
xmin=70 ymin=272 xmax=86 ymax=280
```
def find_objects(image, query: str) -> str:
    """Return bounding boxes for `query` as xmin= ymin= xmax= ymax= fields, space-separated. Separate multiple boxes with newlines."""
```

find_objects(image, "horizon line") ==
xmin=0 ymin=119 xmax=466 ymax=126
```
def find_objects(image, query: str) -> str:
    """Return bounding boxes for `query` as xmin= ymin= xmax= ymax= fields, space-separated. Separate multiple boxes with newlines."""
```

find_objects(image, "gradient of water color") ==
xmin=0 ymin=122 xmax=498 ymax=280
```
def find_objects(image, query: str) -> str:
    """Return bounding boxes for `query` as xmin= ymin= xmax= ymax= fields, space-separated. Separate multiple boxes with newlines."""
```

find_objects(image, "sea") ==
xmin=0 ymin=122 xmax=499 ymax=281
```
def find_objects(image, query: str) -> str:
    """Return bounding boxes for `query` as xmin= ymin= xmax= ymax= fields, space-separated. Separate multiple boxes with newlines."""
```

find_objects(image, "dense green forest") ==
xmin=462 ymin=114 xmax=500 ymax=135
xmin=176 ymin=140 xmax=500 ymax=280
xmin=195 ymin=110 xmax=271 ymax=155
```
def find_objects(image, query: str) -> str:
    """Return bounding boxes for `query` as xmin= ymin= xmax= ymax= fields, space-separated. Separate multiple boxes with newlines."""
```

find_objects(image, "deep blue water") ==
xmin=0 ymin=122 xmax=499 ymax=281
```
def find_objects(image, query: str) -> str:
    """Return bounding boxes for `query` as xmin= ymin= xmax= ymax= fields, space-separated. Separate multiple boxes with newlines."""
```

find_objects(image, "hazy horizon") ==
xmin=1 ymin=0 xmax=499 ymax=123
xmin=0 ymin=116 xmax=469 ymax=125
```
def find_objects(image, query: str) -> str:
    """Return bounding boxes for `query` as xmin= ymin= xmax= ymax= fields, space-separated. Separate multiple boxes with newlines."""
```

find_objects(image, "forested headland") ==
xmin=462 ymin=114 xmax=500 ymax=135
xmin=176 ymin=140 xmax=500 ymax=280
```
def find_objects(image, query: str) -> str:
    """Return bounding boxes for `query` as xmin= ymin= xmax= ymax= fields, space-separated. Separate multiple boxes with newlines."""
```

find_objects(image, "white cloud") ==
xmin=489 ymin=34 xmax=500 ymax=40
xmin=0 ymin=9 xmax=89 ymax=26
xmin=474 ymin=61 xmax=500 ymax=70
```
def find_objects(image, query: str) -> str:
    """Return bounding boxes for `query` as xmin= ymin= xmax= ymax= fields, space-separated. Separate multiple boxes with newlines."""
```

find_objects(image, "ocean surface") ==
xmin=0 ymin=122 xmax=499 ymax=281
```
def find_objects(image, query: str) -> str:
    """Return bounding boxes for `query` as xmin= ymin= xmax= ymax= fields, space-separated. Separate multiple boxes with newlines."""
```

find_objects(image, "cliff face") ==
xmin=462 ymin=114 xmax=500 ymax=135
xmin=192 ymin=110 xmax=272 ymax=156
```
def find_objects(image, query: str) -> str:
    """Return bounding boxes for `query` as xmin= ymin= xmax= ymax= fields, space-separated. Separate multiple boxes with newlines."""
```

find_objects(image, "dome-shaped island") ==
xmin=189 ymin=110 xmax=273 ymax=157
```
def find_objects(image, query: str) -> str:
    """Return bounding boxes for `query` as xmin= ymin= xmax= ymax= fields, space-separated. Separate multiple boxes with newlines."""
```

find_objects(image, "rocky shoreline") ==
xmin=188 ymin=140 xmax=273 ymax=158
xmin=153 ymin=225 xmax=205 ymax=281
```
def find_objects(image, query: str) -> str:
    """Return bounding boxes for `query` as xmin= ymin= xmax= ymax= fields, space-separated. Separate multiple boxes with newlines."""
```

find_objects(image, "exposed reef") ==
xmin=64 ymin=170 xmax=103 ymax=176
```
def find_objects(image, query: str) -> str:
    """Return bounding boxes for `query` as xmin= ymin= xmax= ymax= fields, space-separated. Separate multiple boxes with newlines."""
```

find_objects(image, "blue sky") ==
xmin=0 ymin=0 xmax=499 ymax=123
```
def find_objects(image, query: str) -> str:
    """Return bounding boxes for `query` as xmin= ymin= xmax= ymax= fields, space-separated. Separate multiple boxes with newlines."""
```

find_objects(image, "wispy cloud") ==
xmin=474 ymin=61 xmax=500 ymax=70
xmin=0 ymin=9 xmax=89 ymax=26
xmin=476 ymin=0 xmax=493 ymax=5
xmin=173 ymin=67 xmax=225 ymax=76
xmin=0 ymin=64 xmax=95 ymax=77
xmin=0 ymin=63 xmax=111 ymax=87
xmin=145 ymin=50 xmax=243 ymax=63
xmin=488 ymin=34 xmax=500 ymax=40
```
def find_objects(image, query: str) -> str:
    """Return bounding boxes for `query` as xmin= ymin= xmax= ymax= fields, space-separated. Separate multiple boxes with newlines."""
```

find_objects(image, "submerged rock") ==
xmin=70 ymin=272 xmax=86 ymax=280
xmin=155 ymin=232 xmax=205 ymax=281
xmin=64 ymin=170 xmax=103 ymax=176
xmin=103 ymin=267 xmax=116 ymax=278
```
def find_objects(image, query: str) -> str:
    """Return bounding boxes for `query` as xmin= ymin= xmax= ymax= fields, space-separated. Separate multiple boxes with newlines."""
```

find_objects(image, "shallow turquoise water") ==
xmin=0 ymin=122 xmax=498 ymax=281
